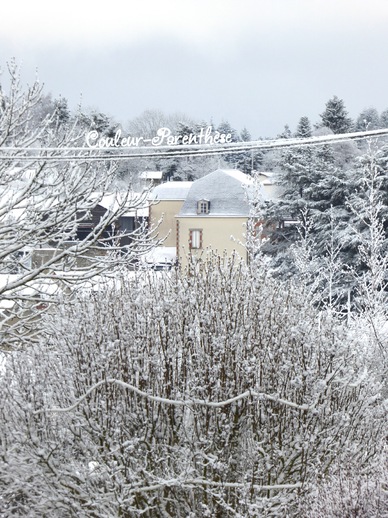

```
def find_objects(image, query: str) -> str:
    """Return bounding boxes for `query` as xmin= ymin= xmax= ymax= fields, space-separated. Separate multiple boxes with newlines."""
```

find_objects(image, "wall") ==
xmin=177 ymin=216 xmax=248 ymax=269
xmin=150 ymin=200 xmax=185 ymax=247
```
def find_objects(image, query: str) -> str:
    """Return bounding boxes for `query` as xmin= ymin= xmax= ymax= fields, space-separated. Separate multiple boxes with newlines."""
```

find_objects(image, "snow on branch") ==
xmin=34 ymin=377 xmax=311 ymax=414
xmin=127 ymin=478 xmax=302 ymax=495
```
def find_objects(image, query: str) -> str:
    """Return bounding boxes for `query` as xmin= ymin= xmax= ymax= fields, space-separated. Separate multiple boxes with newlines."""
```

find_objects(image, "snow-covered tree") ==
xmin=277 ymin=124 xmax=292 ymax=139
xmin=239 ymin=127 xmax=263 ymax=174
xmin=261 ymin=132 xmax=388 ymax=314
xmin=216 ymin=120 xmax=243 ymax=170
xmin=125 ymin=112 xmax=224 ymax=181
xmin=295 ymin=116 xmax=312 ymax=138
xmin=345 ymin=143 xmax=388 ymax=378
xmin=380 ymin=108 xmax=388 ymax=129
xmin=162 ymin=120 xmax=224 ymax=181
xmin=355 ymin=107 xmax=381 ymax=132
xmin=297 ymin=460 xmax=388 ymax=517
xmin=0 ymin=60 xmax=153 ymax=348
xmin=319 ymin=95 xmax=353 ymax=134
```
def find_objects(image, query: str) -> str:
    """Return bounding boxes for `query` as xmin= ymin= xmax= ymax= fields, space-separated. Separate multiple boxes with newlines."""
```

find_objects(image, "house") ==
xmin=175 ymin=169 xmax=255 ymax=267
xmin=31 ymin=194 xmax=149 ymax=270
xmin=148 ymin=169 xmax=278 ymax=269
xmin=256 ymin=171 xmax=278 ymax=199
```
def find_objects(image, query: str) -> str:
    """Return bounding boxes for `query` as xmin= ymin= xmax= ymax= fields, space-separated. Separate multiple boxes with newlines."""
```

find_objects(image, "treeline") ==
xmin=280 ymin=95 xmax=388 ymax=138
xmin=15 ymin=76 xmax=388 ymax=181
xmin=257 ymin=96 xmax=388 ymax=313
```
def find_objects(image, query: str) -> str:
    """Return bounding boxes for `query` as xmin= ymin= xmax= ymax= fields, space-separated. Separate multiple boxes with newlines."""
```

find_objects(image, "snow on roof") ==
xmin=142 ymin=246 xmax=177 ymax=264
xmin=256 ymin=171 xmax=275 ymax=180
xmin=220 ymin=169 xmax=253 ymax=185
xmin=151 ymin=181 xmax=193 ymax=201
xmin=140 ymin=171 xmax=163 ymax=180
xmin=179 ymin=169 xmax=253 ymax=217
xmin=97 ymin=193 xmax=150 ymax=217
xmin=121 ymin=207 xmax=149 ymax=218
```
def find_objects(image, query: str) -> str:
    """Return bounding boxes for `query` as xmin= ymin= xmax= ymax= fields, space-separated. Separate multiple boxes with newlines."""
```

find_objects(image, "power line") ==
xmin=0 ymin=128 xmax=387 ymax=162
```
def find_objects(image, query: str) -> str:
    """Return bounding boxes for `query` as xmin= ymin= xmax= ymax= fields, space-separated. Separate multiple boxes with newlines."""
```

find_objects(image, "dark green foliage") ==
xmin=355 ymin=107 xmax=380 ymax=132
xmin=53 ymin=97 xmax=71 ymax=126
xmin=295 ymin=116 xmax=312 ymax=138
xmin=261 ymin=135 xmax=388 ymax=309
xmin=380 ymin=108 xmax=388 ymax=129
xmin=319 ymin=96 xmax=353 ymax=134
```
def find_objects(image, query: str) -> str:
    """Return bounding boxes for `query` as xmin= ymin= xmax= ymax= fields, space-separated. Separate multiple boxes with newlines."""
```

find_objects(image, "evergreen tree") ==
xmin=319 ymin=96 xmax=353 ymax=134
xmin=233 ymin=127 xmax=263 ymax=174
xmin=355 ymin=107 xmax=380 ymax=131
xmin=278 ymin=124 xmax=292 ymax=139
xmin=261 ymin=135 xmax=388 ymax=309
xmin=240 ymin=126 xmax=250 ymax=142
xmin=217 ymin=120 xmax=240 ymax=168
xmin=295 ymin=116 xmax=312 ymax=138
xmin=53 ymin=97 xmax=70 ymax=126
xmin=380 ymin=108 xmax=388 ymax=128
xmin=176 ymin=121 xmax=196 ymax=144
xmin=217 ymin=120 xmax=239 ymax=142
xmin=80 ymin=110 xmax=114 ymax=134
xmin=261 ymin=143 xmax=356 ymax=300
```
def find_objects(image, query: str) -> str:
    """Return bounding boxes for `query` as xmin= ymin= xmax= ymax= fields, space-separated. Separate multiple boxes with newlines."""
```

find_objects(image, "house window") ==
xmin=189 ymin=229 xmax=202 ymax=249
xmin=76 ymin=223 xmax=94 ymax=241
xmin=197 ymin=199 xmax=210 ymax=214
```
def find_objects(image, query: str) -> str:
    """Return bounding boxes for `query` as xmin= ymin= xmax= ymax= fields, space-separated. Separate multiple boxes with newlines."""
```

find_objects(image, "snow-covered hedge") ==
xmin=0 ymin=256 xmax=385 ymax=516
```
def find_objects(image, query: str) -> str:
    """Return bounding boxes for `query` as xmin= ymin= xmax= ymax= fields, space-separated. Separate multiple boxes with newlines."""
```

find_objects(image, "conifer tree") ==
xmin=232 ymin=127 xmax=263 ymax=174
xmin=278 ymin=124 xmax=292 ymax=139
xmin=319 ymin=95 xmax=353 ymax=134
xmin=261 ymin=142 xmax=355 ymax=298
xmin=295 ymin=116 xmax=312 ymax=138
xmin=380 ymin=108 xmax=388 ymax=128
xmin=355 ymin=107 xmax=380 ymax=131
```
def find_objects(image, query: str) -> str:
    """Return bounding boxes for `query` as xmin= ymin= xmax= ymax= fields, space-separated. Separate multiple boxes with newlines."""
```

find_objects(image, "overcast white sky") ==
xmin=1 ymin=0 xmax=388 ymax=138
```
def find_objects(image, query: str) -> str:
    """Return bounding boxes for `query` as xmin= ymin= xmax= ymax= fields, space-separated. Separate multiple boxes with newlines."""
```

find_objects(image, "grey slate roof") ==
xmin=151 ymin=181 xmax=193 ymax=201
xmin=179 ymin=169 xmax=253 ymax=217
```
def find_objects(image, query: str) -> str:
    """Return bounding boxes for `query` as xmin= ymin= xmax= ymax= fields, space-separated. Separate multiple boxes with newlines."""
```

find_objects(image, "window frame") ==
xmin=196 ymin=199 xmax=210 ymax=215
xmin=189 ymin=229 xmax=203 ymax=249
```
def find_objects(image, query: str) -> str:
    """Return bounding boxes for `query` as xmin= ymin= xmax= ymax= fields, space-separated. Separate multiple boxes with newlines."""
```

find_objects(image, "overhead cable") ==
xmin=0 ymin=128 xmax=387 ymax=162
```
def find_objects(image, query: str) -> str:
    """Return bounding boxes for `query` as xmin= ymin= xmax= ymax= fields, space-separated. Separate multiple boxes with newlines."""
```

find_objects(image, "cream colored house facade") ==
xmin=149 ymin=169 xmax=277 ymax=268
xmin=177 ymin=215 xmax=249 ymax=267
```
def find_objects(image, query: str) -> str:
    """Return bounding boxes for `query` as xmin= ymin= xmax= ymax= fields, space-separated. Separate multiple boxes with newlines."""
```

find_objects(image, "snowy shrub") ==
xmin=297 ymin=454 xmax=388 ymax=517
xmin=0 ymin=256 xmax=386 ymax=516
